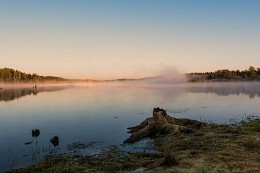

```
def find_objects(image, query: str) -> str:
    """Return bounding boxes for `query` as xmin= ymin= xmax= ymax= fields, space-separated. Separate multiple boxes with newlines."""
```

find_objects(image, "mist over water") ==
xmin=147 ymin=66 xmax=187 ymax=84
xmin=0 ymin=82 xmax=260 ymax=171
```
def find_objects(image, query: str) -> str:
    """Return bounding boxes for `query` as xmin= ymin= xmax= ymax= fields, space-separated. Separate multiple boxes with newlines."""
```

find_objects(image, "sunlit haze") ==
xmin=0 ymin=0 xmax=260 ymax=79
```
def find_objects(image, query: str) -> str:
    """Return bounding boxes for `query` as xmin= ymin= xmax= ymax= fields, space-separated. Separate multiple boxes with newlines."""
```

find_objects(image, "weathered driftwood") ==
xmin=124 ymin=107 xmax=205 ymax=143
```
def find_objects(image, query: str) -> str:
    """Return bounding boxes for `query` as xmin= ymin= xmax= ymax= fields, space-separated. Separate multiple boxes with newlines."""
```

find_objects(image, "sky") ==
xmin=0 ymin=0 xmax=260 ymax=79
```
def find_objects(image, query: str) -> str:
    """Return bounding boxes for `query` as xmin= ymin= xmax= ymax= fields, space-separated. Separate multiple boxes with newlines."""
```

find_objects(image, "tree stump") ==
xmin=124 ymin=107 xmax=205 ymax=143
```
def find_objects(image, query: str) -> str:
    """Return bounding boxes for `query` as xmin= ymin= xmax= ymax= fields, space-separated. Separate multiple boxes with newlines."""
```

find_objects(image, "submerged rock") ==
xmin=24 ymin=141 xmax=33 ymax=145
xmin=50 ymin=136 xmax=59 ymax=147
xmin=124 ymin=107 xmax=205 ymax=143
xmin=32 ymin=129 xmax=40 ymax=137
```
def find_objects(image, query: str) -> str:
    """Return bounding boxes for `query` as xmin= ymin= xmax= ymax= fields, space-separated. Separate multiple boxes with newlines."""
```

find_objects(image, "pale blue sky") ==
xmin=0 ymin=0 xmax=259 ymax=79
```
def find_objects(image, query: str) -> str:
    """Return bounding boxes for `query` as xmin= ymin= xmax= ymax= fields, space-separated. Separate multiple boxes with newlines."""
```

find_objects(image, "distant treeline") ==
xmin=188 ymin=66 xmax=260 ymax=82
xmin=0 ymin=68 xmax=66 ymax=83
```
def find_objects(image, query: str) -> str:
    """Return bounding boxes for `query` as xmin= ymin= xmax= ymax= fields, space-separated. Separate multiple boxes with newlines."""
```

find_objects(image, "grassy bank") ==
xmin=155 ymin=119 xmax=260 ymax=173
xmin=7 ymin=119 xmax=260 ymax=173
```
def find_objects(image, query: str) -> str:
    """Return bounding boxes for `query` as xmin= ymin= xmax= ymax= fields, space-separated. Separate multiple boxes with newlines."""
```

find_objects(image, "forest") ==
xmin=189 ymin=66 xmax=260 ymax=82
xmin=0 ymin=68 xmax=66 ymax=83
xmin=1 ymin=66 xmax=260 ymax=83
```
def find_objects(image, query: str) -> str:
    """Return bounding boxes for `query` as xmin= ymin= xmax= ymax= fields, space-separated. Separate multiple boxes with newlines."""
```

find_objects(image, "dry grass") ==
xmin=7 ymin=120 xmax=260 ymax=173
xmin=155 ymin=119 xmax=260 ymax=173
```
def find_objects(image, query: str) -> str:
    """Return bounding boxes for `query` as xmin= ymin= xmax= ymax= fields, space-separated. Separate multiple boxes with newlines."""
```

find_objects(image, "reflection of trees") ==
xmin=0 ymin=86 xmax=65 ymax=102
xmin=188 ymin=84 xmax=260 ymax=99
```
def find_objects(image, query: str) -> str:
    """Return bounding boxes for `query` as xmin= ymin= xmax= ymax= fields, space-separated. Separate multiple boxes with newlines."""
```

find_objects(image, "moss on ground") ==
xmin=155 ymin=119 xmax=260 ymax=173
xmin=7 ymin=120 xmax=260 ymax=173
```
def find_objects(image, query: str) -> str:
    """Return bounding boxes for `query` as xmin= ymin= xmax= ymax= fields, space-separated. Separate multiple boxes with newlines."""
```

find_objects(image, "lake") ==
xmin=0 ymin=82 xmax=260 ymax=172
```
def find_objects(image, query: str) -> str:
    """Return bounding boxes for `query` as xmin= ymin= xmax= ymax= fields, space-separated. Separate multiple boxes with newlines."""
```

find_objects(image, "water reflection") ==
xmin=0 ymin=86 xmax=66 ymax=102
xmin=188 ymin=82 xmax=260 ymax=99
xmin=1 ymin=83 xmax=260 ymax=172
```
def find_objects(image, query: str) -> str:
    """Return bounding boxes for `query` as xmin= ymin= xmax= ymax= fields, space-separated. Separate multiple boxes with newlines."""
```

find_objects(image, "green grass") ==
xmin=7 ymin=119 xmax=260 ymax=173
xmin=154 ymin=119 xmax=260 ymax=173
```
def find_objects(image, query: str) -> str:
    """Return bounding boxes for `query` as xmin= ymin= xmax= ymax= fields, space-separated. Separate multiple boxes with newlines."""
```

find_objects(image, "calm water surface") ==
xmin=0 ymin=82 xmax=260 ymax=171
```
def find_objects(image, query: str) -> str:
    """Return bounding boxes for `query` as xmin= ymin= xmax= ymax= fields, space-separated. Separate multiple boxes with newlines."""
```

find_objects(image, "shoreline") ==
xmin=6 ymin=109 xmax=260 ymax=173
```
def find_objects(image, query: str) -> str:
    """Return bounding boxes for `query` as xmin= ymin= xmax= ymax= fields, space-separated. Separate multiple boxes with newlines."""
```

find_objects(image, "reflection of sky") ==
xmin=0 ymin=83 xmax=260 ymax=171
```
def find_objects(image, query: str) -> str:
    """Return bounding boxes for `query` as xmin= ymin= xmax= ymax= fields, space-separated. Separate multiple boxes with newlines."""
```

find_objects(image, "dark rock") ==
xmin=32 ymin=129 xmax=40 ymax=137
xmin=50 ymin=136 xmax=59 ymax=147
xmin=24 ymin=141 xmax=33 ymax=145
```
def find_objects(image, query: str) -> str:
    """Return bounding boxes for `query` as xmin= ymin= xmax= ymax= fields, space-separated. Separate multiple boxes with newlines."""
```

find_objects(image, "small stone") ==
xmin=50 ymin=136 xmax=59 ymax=147
xmin=32 ymin=129 xmax=40 ymax=137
